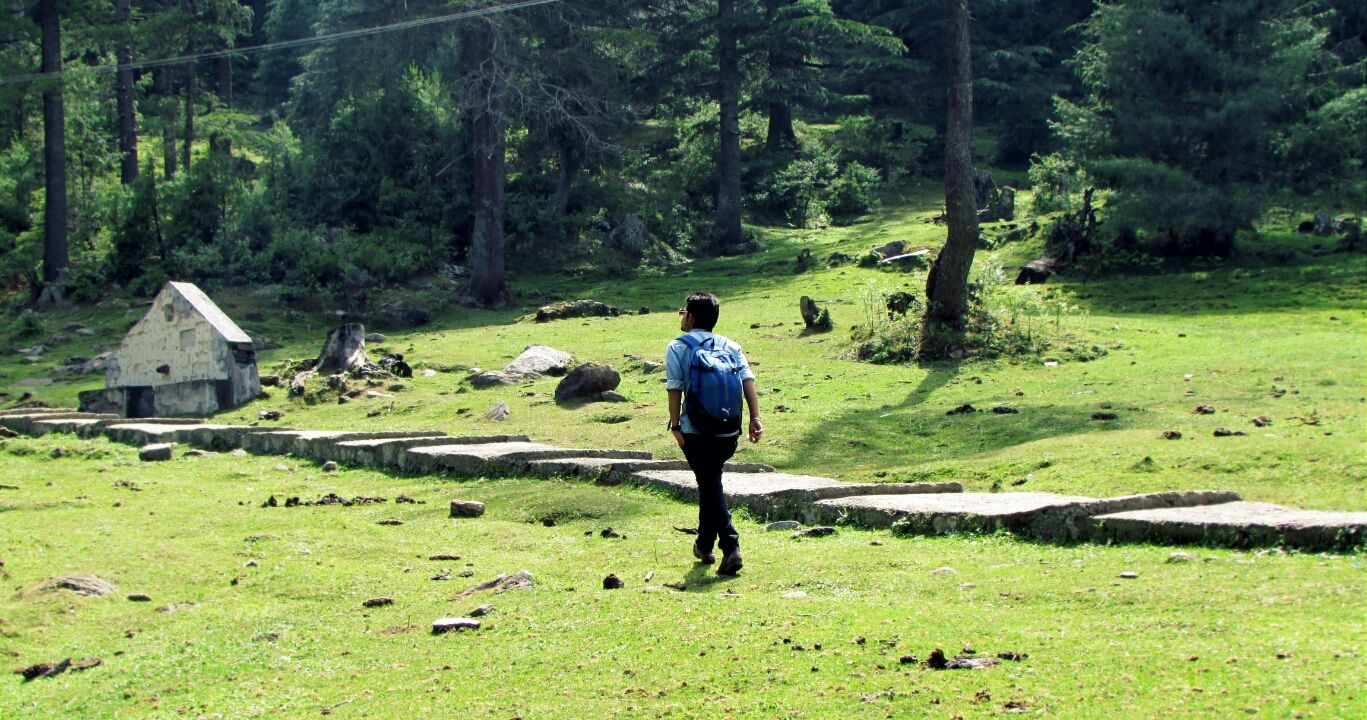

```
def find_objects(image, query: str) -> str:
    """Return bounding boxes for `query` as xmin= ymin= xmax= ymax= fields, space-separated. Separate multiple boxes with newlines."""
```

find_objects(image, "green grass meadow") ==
xmin=2 ymin=190 xmax=1364 ymax=717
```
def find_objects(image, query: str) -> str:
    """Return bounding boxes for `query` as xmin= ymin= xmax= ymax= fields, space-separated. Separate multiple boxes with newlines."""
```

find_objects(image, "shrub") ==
xmin=1027 ymin=153 xmax=1086 ymax=214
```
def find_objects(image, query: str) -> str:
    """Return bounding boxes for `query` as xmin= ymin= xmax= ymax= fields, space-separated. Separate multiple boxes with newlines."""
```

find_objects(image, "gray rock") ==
xmin=505 ymin=345 xmax=573 ymax=377
xmin=139 ymin=443 xmax=174 ymax=462
xmin=40 ymin=573 xmax=116 ymax=597
xmin=1166 ymin=551 xmax=1198 ymax=564
xmin=468 ymin=604 xmax=494 ymax=617
xmin=641 ymin=361 xmax=663 ymax=374
xmin=322 ymin=461 xmax=338 ymax=472
xmin=598 ymin=390 xmax=628 ymax=403
xmin=449 ymin=499 xmax=486 ymax=518
xmin=555 ymin=363 xmax=621 ymax=402
xmin=365 ymin=333 xmax=387 ymax=343
xmin=484 ymin=402 xmax=510 ymax=421
xmin=535 ymin=299 xmax=621 ymax=322
xmin=471 ymin=371 xmax=521 ymax=388
xmin=431 ymin=617 xmax=481 ymax=634
xmin=766 ymin=520 xmax=801 ymax=532
xmin=870 ymin=240 xmax=907 ymax=258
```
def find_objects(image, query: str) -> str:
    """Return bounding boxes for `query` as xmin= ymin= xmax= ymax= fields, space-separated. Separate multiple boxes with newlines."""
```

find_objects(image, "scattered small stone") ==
xmin=1251 ymin=416 xmax=1271 ymax=427
xmin=1010 ymin=477 xmax=1028 ymax=486
xmin=322 ymin=461 xmax=338 ymax=472
xmin=258 ymin=410 xmax=282 ymax=421
xmin=1091 ymin=412 xmax=1118 ymax=421
xmin=991 ymin=405 xmax=1019 ymax=414
xmin=541 ymin=517 xmax=556 ymax=527
xmin=365 ymin=333 xmax=386 ymax=343
xmin=602 ymin=574 xmax=624 ymax=590
xmin=946 ymin=404 xmax=977 ymax=415
xmin=869 ymin=540 xmax=884 ymax=546
xmin=138 ymin=443 xmax=173 ymax=462
xmin=600 ymin=527 xmax=623 ymax=539
xmin=429 ymin=554 xmax=461 ymax=561
xmin=469 ymin=604 xmax=494 ymax=617
xmin=484 ymin=402 xmax=511 ymax=421
xmin=1213 ymin=428 xmax=1246 ymax=437
xmin=431 ymin=618 xmax=480 ymax=634
xmin=245 ymin=559 xmax=260 ymax=567
xmin=182 ymin=449 xmax=215 ymax=457
xmin=782 ymin=591 xmax=808 ymax=599
xmin=362 ymin=597 xmax=394 ymax=608
xmin=155 ymin=602 xmax=199 ymax=613
xmin=791 ymin=526 xmax=836 ymax=538
xmin=1193 ymin=405 xmax=1216 ymax=415
xmin=672 ymin=526 xmax=699 ymax=535
xmin=931 ymin=566 xmax=956 ymax=576
xmin=50 ymin=447 xmax=65 ymax=458
xmin=765 ymin=520 xmax=801 ymax=532
xmin=395 ymin=495 xmax=421 ymax=504
xmin=127 ymin=593 xmax=152 ymax=602
xmin=663 ymin=581 xmax=687 ymax=591
xmin=926 ymin=648 xmax=949 ymax=670
xmin=40 ymin=574 xmax=116 ymax=597
xmin=1167 ymin=552 xmax=1198 ymax=564
xmin=1161 ymin=430 xmax=1182 ymax=440
xmin=457 ymin=570 xmax=474 ymax=578
xmin=376 ymin=519 xmax=403 ymax=526
xmin=996 ymin=652 xmax=1028 ymax=661
xmin=449 ymin=500 xmax=486 ymax=518
xmin=0 ymin=484 xmax=18 ymax=490
xmin=854 ymin=636 xmax=866 ymax=645
xmin=1119 ymin=571 xmax=1139 ymax=579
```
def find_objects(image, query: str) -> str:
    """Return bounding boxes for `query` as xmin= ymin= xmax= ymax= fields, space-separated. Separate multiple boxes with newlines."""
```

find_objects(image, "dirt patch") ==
xmin=262 ymin=494 xmax=388 ymax=508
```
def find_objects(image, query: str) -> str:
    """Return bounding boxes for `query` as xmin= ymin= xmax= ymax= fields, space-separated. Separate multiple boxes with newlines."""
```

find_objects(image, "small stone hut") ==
xmin=78 ymin=281 xmax=260 ymax=418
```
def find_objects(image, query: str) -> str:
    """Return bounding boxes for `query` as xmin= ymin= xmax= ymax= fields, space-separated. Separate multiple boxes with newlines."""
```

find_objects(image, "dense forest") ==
xmin=0 ymin=0 xmax=1363 ymax=317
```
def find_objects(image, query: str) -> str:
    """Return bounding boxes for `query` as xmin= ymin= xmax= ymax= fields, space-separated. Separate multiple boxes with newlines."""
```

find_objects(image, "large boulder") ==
xmin=470 ymin=371 xmax=522 ymax=388
xmin=535 ymin=300 xmax=621 ymax=323
xmin=1015 ymin=259 xmax=1055 ymax=285
xmin=504 ymin=346 xmax=573 ymax=377
xmin=554 ymin=363 xmax=621 ymax=402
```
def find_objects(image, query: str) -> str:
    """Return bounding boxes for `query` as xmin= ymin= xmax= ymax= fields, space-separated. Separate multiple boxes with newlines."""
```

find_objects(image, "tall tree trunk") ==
xmin=39 ymin=0 xmax=67 ymax=291
xmin=115 ymin=0 xmax=138 ymax=185
xmin=182 ymin=57 xmax=195 ymax=172
xmin=213 ymin=56 xmax=232 ymax=107
xmin=464 ymin=19 xmax=507 ymax=307
xmin=159 ymin=68 xmax=176 ymax=180
xmin=921 ymin=0 xmax=979 ymax=359
xmin=552 ymin=132 xmax=579 ymax=227
xmin=714 ymin=0 xmax=743 ymax=252
xmin=765 ymin=100 xmax=798 ymax=153
xmin=763 ymin=0 xmax=800 ymax=154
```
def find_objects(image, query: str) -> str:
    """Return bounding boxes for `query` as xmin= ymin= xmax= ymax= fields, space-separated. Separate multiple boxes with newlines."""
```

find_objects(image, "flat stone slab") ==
xmin=29 ymin=417 xmax=108 ymax=436
xmin=1091 ymin=501 xmax=1367 ymax=551
xmin=527 ymin=457 xmax=775 ymax=483
xmin=241 ymin=430 xmax=435 ymax=457
xmin=330 ymin=435 xmax=529 ymax=468
xmin=104 ymin=423 xmax=252 ymax=449
xmin=632 ymin=470 xmax=961 ymax=522
xmin=0 ymin=412 xmax=118 ymax=435
xmin=400 ymin=442 xmax=652 ymax=475
xmin=813 ymin=491 xmax=1095 ymax=532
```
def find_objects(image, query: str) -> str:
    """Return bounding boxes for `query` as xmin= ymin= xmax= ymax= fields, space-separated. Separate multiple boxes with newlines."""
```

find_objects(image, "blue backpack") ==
xmin=678 ymin=333 xmax=745 ymax=435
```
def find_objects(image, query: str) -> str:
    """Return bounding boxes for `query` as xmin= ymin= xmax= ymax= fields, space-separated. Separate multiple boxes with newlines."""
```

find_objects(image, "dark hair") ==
xmin=685 ymin=292 xmax=720 ymax=330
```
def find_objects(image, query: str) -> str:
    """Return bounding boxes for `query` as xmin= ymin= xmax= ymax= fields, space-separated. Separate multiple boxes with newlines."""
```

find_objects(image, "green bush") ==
xmin=1027 ymin=153 xmax=1086 ymax=214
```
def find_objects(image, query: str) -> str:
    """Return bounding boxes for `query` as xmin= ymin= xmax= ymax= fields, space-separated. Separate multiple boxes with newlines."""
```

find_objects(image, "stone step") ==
xmin=527 ymin=457 xmax=775 ymax=484
xmin=329 ymin=435 xmax=530 ymax=468
xmin=1091 ymin=501 xmax=1367 ymax=552
xmin=399 ymin=442 xmax=652 ymax=476
xmin=811 ymin=491 xmax=1096 ymax=532
xmin=292 ymin=431 xmax=447 ymax=461
xmin=629 ymin=470 xmax=961 ymax=522
xmin=0 ymin=406 xmax=71 ymax=418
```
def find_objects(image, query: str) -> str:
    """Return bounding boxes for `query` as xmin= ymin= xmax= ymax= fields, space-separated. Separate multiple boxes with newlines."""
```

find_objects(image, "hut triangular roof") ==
xmin=165 ymin=281 xmax=253 ymax=344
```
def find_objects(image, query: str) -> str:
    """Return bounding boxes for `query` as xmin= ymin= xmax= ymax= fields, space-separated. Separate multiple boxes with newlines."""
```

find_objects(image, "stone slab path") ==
xmin=1 ymin=408 xmax=1362 ymax=551
xmin=1091 ymin=502 xmax=1367 ymax=552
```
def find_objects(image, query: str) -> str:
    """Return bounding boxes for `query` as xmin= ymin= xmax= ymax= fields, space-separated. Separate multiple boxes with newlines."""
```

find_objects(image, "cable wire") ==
xmin=0 ymin=0 xmax=562 ymax=86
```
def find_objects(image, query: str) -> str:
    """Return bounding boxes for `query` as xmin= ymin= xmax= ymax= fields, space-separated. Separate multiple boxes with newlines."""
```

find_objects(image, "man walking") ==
xmin=666 ymin=292 xmax=763 ymax=576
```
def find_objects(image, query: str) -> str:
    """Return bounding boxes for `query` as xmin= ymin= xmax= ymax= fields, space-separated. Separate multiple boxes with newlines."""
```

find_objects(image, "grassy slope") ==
xmin=0 ymin=436 xmax=1362 ymax=719
xmin=3 ymin=183 xmax=1363 ymax=510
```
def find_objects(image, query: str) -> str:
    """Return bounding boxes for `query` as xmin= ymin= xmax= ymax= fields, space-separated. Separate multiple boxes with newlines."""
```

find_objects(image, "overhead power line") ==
xmin=0 ymin=0 xmax=562 ymax=86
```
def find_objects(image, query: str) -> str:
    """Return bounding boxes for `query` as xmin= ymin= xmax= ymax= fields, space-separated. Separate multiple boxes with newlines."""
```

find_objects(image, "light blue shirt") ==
xmin=666 ymin=329 xmax=756 ymax=435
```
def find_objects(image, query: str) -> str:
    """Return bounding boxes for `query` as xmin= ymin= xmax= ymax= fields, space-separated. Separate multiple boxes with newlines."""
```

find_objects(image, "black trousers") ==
xmin=682 ymin=433 xmax=740 ymax=554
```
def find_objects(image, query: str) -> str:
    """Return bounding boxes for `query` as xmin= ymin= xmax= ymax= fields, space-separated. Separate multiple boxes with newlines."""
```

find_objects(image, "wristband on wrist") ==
xmin=668 ymin=421 xmax=682 ymax=432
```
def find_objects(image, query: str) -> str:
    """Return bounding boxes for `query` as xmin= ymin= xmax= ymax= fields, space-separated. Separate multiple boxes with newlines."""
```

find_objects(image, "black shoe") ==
xmin=717 ymin=549 xmax=743 ymax=576
xmin=692 ymin=540 xmax=715 ymax=565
